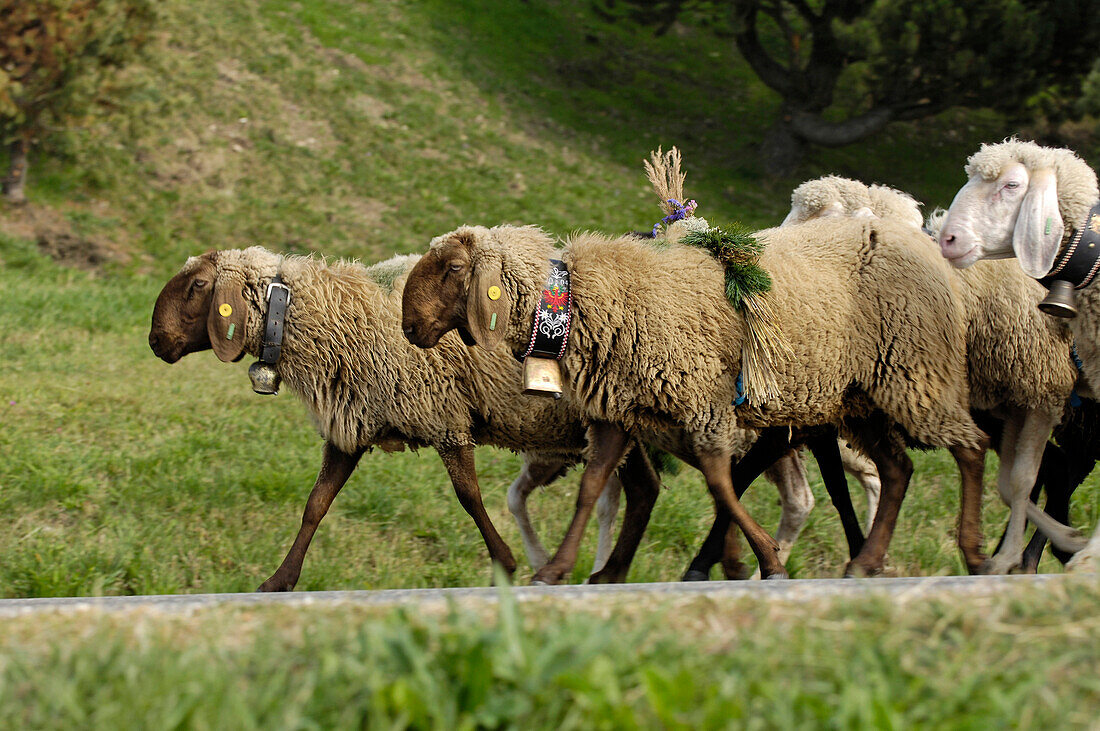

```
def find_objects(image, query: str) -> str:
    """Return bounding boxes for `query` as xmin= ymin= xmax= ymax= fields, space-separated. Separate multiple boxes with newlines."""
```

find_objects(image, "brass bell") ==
xmin=249 ymin=361 xmax=282 ymax=395
xmin=522 ymin=356 xmax=563 ymax=398
xmin=1038 ymin=280 xmax=1078 ymax=319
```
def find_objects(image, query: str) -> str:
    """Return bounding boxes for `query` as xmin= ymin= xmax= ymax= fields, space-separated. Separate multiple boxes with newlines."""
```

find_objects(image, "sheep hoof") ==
xmin=762 ymin=570 xmax=788 ymax=580
xmin=257 ymin=577 xmax=295 ymax=592
xmin=681 ymin=569 xmax=710 ymax=582
xmin=587 ymin=569 xmax=626 ymax=584
xmin=843 ymin=562 xmax=880 ymax=578
xmin=530 ymin=567 xmax=564 ymax=585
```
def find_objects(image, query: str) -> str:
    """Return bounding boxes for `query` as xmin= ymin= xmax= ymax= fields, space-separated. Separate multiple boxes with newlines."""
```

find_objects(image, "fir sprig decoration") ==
xmin=681 ymin=224 xmax=772 ymax=310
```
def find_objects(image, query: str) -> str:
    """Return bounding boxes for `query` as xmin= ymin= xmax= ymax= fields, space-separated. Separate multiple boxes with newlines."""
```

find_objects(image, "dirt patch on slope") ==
xmin=0 ymin=204 xmax=130 ymax=271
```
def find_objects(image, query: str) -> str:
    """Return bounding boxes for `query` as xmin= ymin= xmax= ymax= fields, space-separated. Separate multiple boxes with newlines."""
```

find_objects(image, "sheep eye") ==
xmin=187 ymin=279 xmax=208 ymax=299
xmin=448 ymin=262 xmax=464 ymax=273
xmin=1003 ymin=181 xmax=1020 ymax=191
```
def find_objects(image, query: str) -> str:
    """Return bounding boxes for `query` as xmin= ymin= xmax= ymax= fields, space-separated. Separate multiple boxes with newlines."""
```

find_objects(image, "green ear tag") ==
xmin=1045 ymin=217 xmax=1053 ymax=235
xmin=226 ymin=323 xmax=236 ymax=339
xmin=489 ymin=313 xmax=497 ymax=331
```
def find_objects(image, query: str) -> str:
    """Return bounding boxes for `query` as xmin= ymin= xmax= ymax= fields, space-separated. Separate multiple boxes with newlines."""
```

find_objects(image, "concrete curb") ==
xmin=0 ymin=574 xmax=1091 ymax=618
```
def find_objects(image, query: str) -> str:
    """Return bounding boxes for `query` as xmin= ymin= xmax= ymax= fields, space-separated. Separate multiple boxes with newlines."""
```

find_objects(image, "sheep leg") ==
xmin=438 ymin=444 xmax=518 ymax=578
xmin=697 ymin=450 xmax=787 ymax=579
xmin=983 ymin=410 xmax=1058 ymax=575
xmin=1033 ymin=442 xmax=1095 ymax=566
xmin=764 ymin=450 xmax=813 ymax=567
xmin=531 ymin=423 xmax=631 ymax=585
xmin=683 ymin=511 xmax=731 ymax=581
xmin=807 ymin=432 xmax=865 ymax=560
xmin=999 ymin=440 xmax=1069 ymax=572
xmin=588 ymin=445 xmax=661 ymax=584
xmin=507 ymin=457 xmax=572 ymax=571
xmin=844 ymin=432 xmax=913 ymax=578
xmin=682 ymin=428 xmax=792 ymax=581
xmin=951 ymin=443 xmax=990 ymax=574
xmin=748 ymin=450 xmax=812 ymax=580
xmin=839 ymin=443 xmax=881 ymax=532
xmin=592 ymin=473 xmax=623 ymax=574
xmin=258 ymin=441 xmax=364 ymax=592
xmin=1047 ymin=450 xmax=1095 ymax=565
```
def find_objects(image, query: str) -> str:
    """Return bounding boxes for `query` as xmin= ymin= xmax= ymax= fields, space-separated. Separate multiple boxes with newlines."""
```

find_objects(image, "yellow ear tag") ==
xmin=219 ymin=303 xmax=233 ymax=317
xmin=487 ymin=286 xmax=501 ymax=301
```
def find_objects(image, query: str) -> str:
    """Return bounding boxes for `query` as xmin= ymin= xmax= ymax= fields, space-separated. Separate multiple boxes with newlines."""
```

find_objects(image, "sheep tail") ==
xmin=739 ymin=293 xmax=792 ymax=406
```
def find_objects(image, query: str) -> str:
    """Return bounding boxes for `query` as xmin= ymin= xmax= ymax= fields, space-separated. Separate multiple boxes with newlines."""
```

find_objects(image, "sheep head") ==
xmin=938 ymin=140 xmax=1098 ymax=278
xmin=149 ymin=251 xmax=249 ymax=364
xmin=402 ymin=225 xmax=509 ymax=351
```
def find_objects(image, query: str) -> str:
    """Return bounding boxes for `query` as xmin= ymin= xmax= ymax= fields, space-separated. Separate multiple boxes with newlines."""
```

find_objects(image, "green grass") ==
xmin=1 ymin=580 xmax=1098 ymax=728
xmin=0 ymin=0 xmax=1098 ymax=597
xmin=1 ymin=0 xmax=1099 ymax=719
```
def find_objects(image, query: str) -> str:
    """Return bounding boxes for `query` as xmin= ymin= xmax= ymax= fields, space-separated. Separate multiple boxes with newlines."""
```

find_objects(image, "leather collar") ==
xmin=1039 ymin=201 xmax=1100 ymax=291
xmin=260 ymin=274 xmax=291 ymax=366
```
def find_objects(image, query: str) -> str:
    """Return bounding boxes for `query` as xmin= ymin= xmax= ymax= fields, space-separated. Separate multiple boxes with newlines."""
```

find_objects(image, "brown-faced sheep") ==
xmin=788 ymin=175 xmax=1077 ymax=573
xmin=402 ymin=218 xmax=989 ymax=583
xmin=149 ymin=247 xmax=822 ymax=587
xmin=937 ymin=139 xmax=1100 ymax=571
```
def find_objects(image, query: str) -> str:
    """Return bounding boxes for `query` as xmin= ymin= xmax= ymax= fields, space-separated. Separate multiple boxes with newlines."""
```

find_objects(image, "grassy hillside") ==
xmin=0 ymin=0 xmax=1098 ymax=599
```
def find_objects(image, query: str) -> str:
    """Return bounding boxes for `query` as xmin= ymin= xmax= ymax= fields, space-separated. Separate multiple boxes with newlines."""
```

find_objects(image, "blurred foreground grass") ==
xmin=1 ymin=579 xmax=1098 ymax=728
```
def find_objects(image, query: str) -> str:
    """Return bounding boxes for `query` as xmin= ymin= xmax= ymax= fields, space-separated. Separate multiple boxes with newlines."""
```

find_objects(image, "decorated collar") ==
xmin=1038 ymin=201 xmax=1100 ymax=291
xmin=517 ymin=259 xmax=572 ymax=362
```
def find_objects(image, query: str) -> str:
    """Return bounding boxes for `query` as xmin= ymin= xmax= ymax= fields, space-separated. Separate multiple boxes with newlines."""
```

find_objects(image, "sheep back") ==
xmin=554 ymin=217 xmax=981 ymax=452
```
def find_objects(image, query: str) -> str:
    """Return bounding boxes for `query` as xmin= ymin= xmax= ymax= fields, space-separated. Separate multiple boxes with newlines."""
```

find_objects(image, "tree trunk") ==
xmin=760 ymin=116 xmax=805 ymax=177
xmin=3 ymin=137 xmax=29 ymax=205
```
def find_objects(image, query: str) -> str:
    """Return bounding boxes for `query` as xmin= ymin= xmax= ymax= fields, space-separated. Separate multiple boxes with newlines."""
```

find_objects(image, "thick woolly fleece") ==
xmin=786 ymin=175 xmax=925 ymax=231
xmin=183 ymin=245 xmax=762 ymax=471
xmin=183 ymin=246 xmax=590 ymax=458
xmin=443 ymin=219 xmax=986 ymax=458
xmin=788 ymin=176 xmax=1076 ymax=416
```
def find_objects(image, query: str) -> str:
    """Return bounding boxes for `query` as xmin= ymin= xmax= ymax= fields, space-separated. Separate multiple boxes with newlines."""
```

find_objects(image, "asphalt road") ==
xmin=0 ymin=574 xmax=1088 ymax=618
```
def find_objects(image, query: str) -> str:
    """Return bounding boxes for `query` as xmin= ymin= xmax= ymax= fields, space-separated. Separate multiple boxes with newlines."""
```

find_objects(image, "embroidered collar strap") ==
xmin=260 ymin=273 xmax=291 ymax=366
xmin=517 ymin=259 xmax=572 ymax=362
xmin=1038 ymin=201 xmax=1100 ymax=291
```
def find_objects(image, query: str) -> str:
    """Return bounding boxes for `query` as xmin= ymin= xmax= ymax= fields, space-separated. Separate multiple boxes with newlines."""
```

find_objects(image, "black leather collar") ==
xmin=517 ymin=259 xmax=572 ymax=362
xmin=260 ymin=274 xmax=291 ymax=366
xmin=1039 ymin=201 xmax=1100 ymax=291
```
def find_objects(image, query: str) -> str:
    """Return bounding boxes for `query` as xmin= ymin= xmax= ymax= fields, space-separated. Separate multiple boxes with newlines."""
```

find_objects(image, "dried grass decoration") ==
xmin=682 ymin=225 xmax=792 ymax=407
xmin=643 ymin=145 xmax=790 ymax=405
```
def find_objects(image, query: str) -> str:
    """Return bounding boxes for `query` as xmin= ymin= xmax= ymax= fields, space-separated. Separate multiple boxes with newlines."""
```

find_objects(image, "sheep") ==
xmin=937 ymin=139 xmax=1100 ymax=571
xmin=149 ymin=247 xmax=659 ymax=588
xmin=148 ymin=247 xmax=821 ymax=587
xmin=787 ymin=175 xmax=1077 ymax=574
xmin=401 ymin=215 xmax=990 ymax=584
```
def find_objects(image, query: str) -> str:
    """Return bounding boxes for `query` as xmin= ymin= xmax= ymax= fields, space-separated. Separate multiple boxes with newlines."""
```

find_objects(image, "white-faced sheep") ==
xmin=148 ymin=247 xmax=825 ymax=587
xmin=787 ymin=175 xmax=1077 ymax=574
xmin=937 ymin=139 xmax=1100 ymax=571
xmin=401 ymin=215 xmax=990 ymax=583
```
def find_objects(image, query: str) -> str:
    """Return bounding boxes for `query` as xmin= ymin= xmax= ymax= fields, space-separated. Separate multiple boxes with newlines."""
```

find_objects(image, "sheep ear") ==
xmin=465 ymin=258 xmax=509 ymax=351
xmin=208 ymin=276 xmax=249 ymax=362
xmin=1013 ymin=169 xmax=1063 ymax=278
